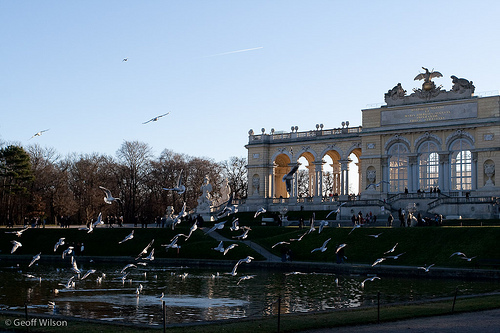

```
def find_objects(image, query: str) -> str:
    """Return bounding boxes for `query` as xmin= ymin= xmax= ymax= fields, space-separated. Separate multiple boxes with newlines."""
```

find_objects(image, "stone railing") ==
xmin=248 ymin=126 xmax=362 ymax=144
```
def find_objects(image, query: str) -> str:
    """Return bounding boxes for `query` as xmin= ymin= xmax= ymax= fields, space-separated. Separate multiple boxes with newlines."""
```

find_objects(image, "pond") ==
xmin=1 ymin=261 xmax=499 ymax=326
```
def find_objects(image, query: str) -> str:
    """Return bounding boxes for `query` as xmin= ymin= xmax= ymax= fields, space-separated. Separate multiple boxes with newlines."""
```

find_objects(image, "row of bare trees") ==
xmin=0 ymin=141 xmax=247 ymax=226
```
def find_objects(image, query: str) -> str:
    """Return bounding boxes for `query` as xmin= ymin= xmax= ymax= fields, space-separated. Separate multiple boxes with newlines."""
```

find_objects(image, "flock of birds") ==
xmin=28 ymin=111 xmax=170 ymax=141
xmin=3 ymin=164 xmax=482 ymax=317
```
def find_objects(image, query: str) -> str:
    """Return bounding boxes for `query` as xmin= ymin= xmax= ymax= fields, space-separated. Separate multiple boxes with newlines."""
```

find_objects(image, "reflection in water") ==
xmin=0 ymin=262 xmax=498 ymax=325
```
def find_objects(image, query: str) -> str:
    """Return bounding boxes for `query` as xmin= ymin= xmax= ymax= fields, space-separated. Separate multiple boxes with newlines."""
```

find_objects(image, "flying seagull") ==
xmin=233 ymin=226 xmax=251 ymax=240
xmin=29 ymin=252 xmax=41 ymax=267
xmin=385 ymin=252 xmax=406 ymax=260
xmin=223 ymin=244 xmax=238 ymax=255
xmin=54 ymin=237 xmax=66 ymax=252
xmin=230 ymin=218 xmax=240 ymax=231
xmin=122 ymin=57 xmax=128 ymax=62
xmin=367 ymin=233 xmax=383 ymax=238
xmin=282 ymin=164 xmax=299 ymax=195
xmin=143 ymin=112 xmax=170 ymax=124
xmin=29 ymin=129 xmax=49 ymax=140
xmin=272 ymin=241 xmax=290 ymax=249
xmin=348 ymin=224 xmax=361 ymax=235
xmin=10 ymin=240 xmax=22 ymax=254
xmin=361 ymin=276 xmax=380 ymax=288
xmin=311 ymin=238 xmax=331 ymax=253
xmin=205 ymin=220 xmax=226 ymax=234
xmin=237 ymin=275 xmax=256 ymax=285
xmin=163 ymin=169 xmax=185 ymax=195
xmin=371 ymin=257 xmax=386 ymax=267
xmin=461 ymin=256 xmax=477 ymax=262
xmin=99 ymin=186 xmax=122 ymax=205
xmin=119 ymin=230 xmax=134 ymax=244
xmin=229 ymin=256 xmax=254 ymax=276
xmin=325 ymin=202 xmax=347 ymax=219
xmin=81 ymin=269 xmax=96 ymax=280
xmin=5 ymin=227 xmax=29 ymax=237
xmin=318 ymin=220 xmax=329 ymax=234
xmin=254 ymin=207 xmax=266 ymax=218
xmin=449 ymin=252 xmax=466 ymax=258
xmin=418 ymin=264 xmax=435 ymax=272
xmin=335 ymin=243 xmax=347 ymax=253
xmin=383 ymin=243 xmax=399 ymax=254
xmin=135 ymin=239 xmax=155 ymax=260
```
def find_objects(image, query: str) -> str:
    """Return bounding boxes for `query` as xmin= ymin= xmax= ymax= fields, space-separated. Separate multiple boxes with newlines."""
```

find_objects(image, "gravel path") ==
xmin=298 ymin=308 xmax=500 ymax=333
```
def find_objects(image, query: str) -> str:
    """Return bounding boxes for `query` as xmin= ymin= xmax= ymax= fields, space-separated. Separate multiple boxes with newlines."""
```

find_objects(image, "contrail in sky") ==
xmin=203 ymin=47 xmax=264 ymax=58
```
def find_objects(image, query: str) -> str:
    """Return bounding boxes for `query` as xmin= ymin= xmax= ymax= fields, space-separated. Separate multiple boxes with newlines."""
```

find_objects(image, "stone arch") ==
xmin=297 ymin=151 xmax=316 ymax=197
xmin=414 ymin=131 xmax=442 ymax=151
xmin=384 ymin=134 xmax=411 ymax=153
xmin=273 ymin=153 xmax=292 ymax=198
xmin=445 ymin=130 xmax=475 ymax=150
xmin=322 ymin=150 xmax=342 ymax=196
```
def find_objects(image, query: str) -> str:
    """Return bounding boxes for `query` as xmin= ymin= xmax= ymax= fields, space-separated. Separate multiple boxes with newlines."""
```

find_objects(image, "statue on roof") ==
xmin=414 ymin=67 xmax=443 ymax=91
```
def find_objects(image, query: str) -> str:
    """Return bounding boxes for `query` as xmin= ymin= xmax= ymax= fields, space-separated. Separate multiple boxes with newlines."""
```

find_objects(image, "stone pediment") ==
xmin=384 ymin=68 xmax=475 ymax=106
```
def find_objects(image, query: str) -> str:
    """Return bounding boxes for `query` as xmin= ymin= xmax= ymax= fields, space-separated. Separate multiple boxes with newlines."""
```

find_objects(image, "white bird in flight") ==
xmin=384 ymin=243 xmax=399 ymax=254
xmin=92 ymin=212 xmax=104 ymax=228
xmin=29 ymin=252 xmax=41 ymax=267
xmin=385 ymin=252 xmax=406 ymax=260
xmin=119 ymin=230 xmax=134 ymax=244
xmin=348 ymin=224 xmax=361 ymax=235
xmin=143 ymin=112 xmax=170 ymax=124
xmin=254 ymin=207 xmax=266 ymax=218
xmin=99 ymin=186 xmax=122 ymax=205
xmin=318 ymin=220 xmax=329 ymax=234
xmin=272 ymin=241 xmax=290 ymax=249
xmin=59 ymin=276 xmax=75 ymax=289
xmin=5 ymin=227 xmax=29 ymax=237
xmin=367 ymin=233 xmax=383 ymax=238
xmin=81 ymin=269 xmax=96 ymax=280
xmin=325 ymin=202 xmax=347 ymax=219
xmin=223 ymin=244 xmax=238 ymax=255
xmin=61 ymin=246 xmax=73 ymax=259
xmin=230 ymin=218 xmax=240 ymax=231
xmin=212 ymin=241 xmax=225 ymax=252
xmin=135 ymin=239 xmax=155 ymax=260
xmin=335 ymin=243 xmax=347 ymax=253
xmin=237 ymin=275 xmax=256 ymax=285
xmin=449 ymin=252 xmax=466 ymax=258
xmin=163 ymin=169 xmax=185 ymax=195
xmin=229 ymin=256 xmax=254 ymax=276
xmin=372 ymin=258 xmax=386 ymax=267
xmin=418 ymin=264 xmax=435 ymax=272
xmin=120 ymin=264 xmax=137 ymax=274
xmin=461 ymin=256 xmax=477 ymax=262
xmin=171 ymin=202 xmax=187 ymax=229
xmin=10 ymin=240 xmax=22 ymax=254
xmin=361 ymin=276 xmax=380 ymax=288
xmin=29 ymin=129 xmax=49 ymax=140
xmin=233 ymin=226 xmax=251 ymax=240
xmin=205 ymin=221 xmax=226 ymax=234
xmin=311 ymin=238 xmax=331 ymax=253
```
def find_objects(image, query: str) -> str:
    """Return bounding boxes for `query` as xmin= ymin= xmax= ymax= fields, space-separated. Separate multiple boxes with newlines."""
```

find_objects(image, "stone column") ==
xmin=313 ymin=161 xmax=324 ymax=202
xmin=472 ymin=152 xmax=478 ymax=190
xmin=381 ymin=157 xmax=389 ymax=193
xmin=408 ymin=155 xmax=418 ymax=192
xmin=439 ymin=153 xmax=449 ymax=192
xmin=269 ymin=163 xmax=276 ymax=198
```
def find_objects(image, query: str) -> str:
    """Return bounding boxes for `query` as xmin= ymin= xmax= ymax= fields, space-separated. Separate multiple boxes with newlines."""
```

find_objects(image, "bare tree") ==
xmin=220 ymin=156 xmax=248 ymax=199
xmin=115 ymin=141 xmax=153 ymax=223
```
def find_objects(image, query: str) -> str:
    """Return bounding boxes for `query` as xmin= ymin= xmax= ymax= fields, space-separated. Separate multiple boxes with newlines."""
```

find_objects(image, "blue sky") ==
xmin=1 ymin=1 xmax=499 ymax=162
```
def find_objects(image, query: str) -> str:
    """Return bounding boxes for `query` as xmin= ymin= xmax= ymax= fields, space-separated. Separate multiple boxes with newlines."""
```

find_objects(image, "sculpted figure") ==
xmin=252 ymin=175 xmax=260 ymax=195
xmin=367 ymin=169 xmax=376 ymax=185
xmin=197 ymin=176 xmax=213 ymax=207
xmin=385 ymin=83 xmax=406 ymax=100
xmin=451 ymin=75 xmax=475 ymax=93
xmin=484 ymin=162 xmax=495 ymax=186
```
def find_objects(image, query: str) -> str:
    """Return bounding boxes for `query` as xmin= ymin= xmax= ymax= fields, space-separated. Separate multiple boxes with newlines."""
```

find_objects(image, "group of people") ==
xmin=351 ymin=211 xmax=377 ymax=225
xmin=393 ymin=208 xmax=443 ymax=227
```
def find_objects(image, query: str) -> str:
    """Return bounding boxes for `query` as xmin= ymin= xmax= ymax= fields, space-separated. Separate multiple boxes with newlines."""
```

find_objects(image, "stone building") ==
xmin=242 ymin=69 xmax=500 ymax=219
